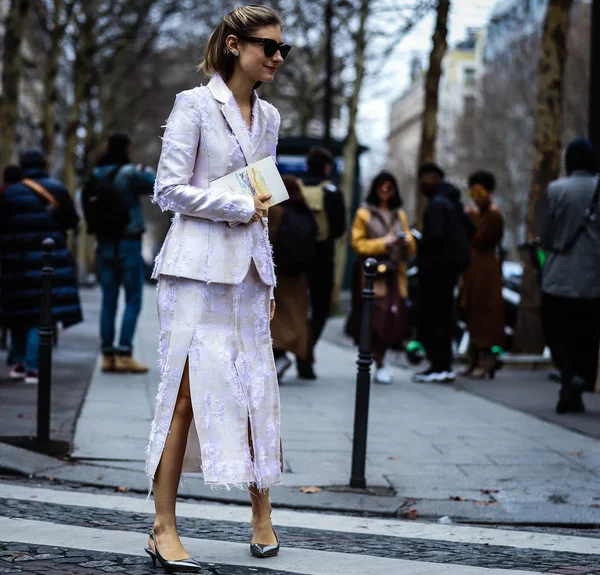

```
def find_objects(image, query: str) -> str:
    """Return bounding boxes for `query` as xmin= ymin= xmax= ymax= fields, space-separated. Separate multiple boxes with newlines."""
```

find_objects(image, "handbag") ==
xmin=372 ymin=275 xmax=407 ymax=348
xmin=374 ymin=258 xmax=397 ymax=277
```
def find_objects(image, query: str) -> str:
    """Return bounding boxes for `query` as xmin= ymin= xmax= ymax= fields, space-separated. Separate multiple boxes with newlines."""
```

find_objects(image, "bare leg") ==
xmin=150 ymin=360 xmax=194 ymax=560
xmin=249 ymin=486 xmax=278 ymax=545
xmin=247 ymin=418 xmax=278 ymax=546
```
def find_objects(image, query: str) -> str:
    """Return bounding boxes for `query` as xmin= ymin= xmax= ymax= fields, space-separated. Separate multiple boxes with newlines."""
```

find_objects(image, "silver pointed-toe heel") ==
xmin=250 ymin=528 xmax=280 ymax=558
xmin=146 ymin=532 xmax=203 ymax=573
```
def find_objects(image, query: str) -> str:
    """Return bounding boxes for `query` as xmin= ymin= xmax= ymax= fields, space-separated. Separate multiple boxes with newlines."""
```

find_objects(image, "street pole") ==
xmin=590 ymin=0 xmax=600 ymax=155
xmin=350 ymin=258 xmax=377 ymax=489
xmin=37 ymin=238 xmax=55 ymax=443
xmin=323 ymin=0 xmax=334 ymax=150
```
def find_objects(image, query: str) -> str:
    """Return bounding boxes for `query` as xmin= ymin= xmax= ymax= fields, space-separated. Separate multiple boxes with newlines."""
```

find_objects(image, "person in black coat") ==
xmin=413 ymin=163 xmax=474 ymax=384
xmin=300 ymin=147 xmax=346 ymax=379
xmin=0 ymin=149 xmax=82 ymax=384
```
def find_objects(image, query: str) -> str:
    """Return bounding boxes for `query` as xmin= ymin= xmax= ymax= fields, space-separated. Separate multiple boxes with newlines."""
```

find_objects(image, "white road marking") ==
xmin=0 ymin=517 xmax=545 ymax=575
xmin=1 ymin=484 xmax=599 ymax=556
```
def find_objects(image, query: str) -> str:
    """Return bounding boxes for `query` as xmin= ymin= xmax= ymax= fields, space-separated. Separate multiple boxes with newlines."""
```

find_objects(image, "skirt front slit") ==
xmin=146 ymin=264 xmax=281 ymax=491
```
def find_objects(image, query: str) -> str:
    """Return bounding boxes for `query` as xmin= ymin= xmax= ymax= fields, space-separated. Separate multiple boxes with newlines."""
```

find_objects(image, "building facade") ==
xmin=386 ymin=29 xmax=485 ymax=223
xmin=485 ymin=0 xmax=548 ymax=61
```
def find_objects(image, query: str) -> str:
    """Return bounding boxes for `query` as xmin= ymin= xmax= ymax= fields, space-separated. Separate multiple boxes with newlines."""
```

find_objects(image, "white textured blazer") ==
xmin=151 ymin=74 xmax=280 ymax=287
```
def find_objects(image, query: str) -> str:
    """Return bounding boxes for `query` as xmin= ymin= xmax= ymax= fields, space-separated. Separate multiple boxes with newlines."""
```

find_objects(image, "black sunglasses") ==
xmin=239 ymin=37 xmax=291 ymax=60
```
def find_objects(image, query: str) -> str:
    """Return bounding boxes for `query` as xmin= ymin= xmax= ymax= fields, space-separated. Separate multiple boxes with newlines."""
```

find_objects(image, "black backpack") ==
xmin=273 ymin=204 xmax=318 ymax=275
xmin=82 ymin=166 xmax=130 ymax=239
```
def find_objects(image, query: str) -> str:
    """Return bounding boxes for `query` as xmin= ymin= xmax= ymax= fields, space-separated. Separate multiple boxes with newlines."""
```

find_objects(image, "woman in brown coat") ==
xmin=460 ymin=171 xmax=505 ymax=378
xmin=350 ymin=172 xmax=416 ymax=384
xmin=269 ymin=175 xmax=318 ymax=380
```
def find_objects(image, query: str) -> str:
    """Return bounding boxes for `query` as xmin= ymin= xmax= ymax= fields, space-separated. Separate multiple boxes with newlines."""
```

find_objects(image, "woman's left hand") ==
xmin=270 ymin=299 xmax=276 ymax=321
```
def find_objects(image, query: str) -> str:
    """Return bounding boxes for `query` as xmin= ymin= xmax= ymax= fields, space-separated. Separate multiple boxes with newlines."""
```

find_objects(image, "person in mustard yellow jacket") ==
xmin=350 ymin=171 xmax=416 ymax=384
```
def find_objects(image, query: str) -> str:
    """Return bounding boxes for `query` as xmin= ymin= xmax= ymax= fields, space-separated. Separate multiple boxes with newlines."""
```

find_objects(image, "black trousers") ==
xmin=417 ymin=272 xmax=458 ymax=372
xmin=541 ymin=293 xmax=600 ymax=390
xmin=308 ymin=240 xmax=335 ymax=354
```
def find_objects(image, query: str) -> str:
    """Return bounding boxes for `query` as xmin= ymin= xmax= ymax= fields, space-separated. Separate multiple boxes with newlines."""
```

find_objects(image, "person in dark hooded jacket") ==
xmin=0 ymin=150 xmax=82 ymax=384
xmin=413 ymin=163 xmax=474 ymax=383
xmin=539 ymin=138 xmax=600 ymax=414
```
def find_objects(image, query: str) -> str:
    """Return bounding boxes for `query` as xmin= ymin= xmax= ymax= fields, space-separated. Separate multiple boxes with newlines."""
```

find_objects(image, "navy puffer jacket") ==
xmin=0 ymin=169 xmax=83 ymax=328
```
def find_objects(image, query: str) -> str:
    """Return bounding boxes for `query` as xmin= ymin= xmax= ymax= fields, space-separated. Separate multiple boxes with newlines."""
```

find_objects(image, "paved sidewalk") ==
xmin=322 ymin=317 xmax=600 ymax=440
xmin=59 ymin=286 xmax=600 ymax=524
xmin=0 ymin=288 xmax=100 ymax=445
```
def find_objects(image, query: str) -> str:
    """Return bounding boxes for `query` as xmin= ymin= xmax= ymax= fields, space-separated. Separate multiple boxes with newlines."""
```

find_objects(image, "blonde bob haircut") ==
xmin=200 ymin=5 xmax=285 ymax=81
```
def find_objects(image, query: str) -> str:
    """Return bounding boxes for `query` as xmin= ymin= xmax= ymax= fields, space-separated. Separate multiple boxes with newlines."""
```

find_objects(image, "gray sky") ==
xmin=358 ymin=0 xmax=499 ymax=178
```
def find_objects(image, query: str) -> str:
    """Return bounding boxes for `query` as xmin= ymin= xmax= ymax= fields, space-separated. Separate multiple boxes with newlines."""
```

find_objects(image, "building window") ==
xmin=464 ymin=67 xmax=476 ymax=87
xmin=464 ymin=96 xmax=476 ymax=116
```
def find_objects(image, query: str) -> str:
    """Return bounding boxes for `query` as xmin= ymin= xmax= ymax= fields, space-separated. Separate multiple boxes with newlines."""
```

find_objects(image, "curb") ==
xmin=2 ymin=442 xmax=599 ymax=526
xmin=0 ymin=441 xmax=66 ymax=477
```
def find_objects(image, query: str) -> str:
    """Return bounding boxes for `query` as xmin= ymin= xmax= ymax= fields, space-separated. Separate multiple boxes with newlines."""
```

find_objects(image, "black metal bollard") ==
xmin=350 ymin=257 xmax=377 ymax=489
xmin=37 ymin=238 xmax=55 ymax=443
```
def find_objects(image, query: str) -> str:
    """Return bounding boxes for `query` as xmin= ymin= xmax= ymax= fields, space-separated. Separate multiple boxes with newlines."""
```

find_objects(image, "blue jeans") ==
xmin=97 ymin=239 xmax=144 ymax=355
xmin=10 ymin=326 xmax=40 ymax=371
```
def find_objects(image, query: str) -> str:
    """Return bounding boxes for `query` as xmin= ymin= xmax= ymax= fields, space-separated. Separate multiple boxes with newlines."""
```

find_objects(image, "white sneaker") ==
xmin=374 ymin=366 xmax=393 ymax=384
xmin=24 ymin=370 xmax=39 ymax=385
xmin=442 ymin=371 xmax=456 ymax=382
xmin=275 ymin=355 xmax=292 ymax=380
xmin=9 ymin=363 xmax=26 ymax=380
xmin=412 ymin=369 xmax=446 ymax=383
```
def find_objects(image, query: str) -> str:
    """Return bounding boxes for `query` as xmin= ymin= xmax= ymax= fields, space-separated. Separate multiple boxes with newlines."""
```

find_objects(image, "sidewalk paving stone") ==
xmin=0 ymin=288 xmax=100 ymax=444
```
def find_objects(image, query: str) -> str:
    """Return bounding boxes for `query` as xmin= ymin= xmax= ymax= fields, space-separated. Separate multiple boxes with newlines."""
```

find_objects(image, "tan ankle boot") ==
xmin=102 ymin=354 xmax=116 ymax=373
xmin=460 ymin=345 xmax=478 ymax=376
xmin=472 ymin=350 xmax=497 ymax=380
xmin=114 ymin=355 xmax=149 ymax=374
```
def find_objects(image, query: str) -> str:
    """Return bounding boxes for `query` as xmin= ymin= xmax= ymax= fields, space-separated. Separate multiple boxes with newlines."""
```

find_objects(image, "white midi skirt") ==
xmin=146 ymin=264 xmax=282 ymax=491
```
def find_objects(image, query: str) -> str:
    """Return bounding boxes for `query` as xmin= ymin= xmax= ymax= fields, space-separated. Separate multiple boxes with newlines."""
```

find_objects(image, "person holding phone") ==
xmin=145 ymin=6 xmax=288 ymax=571
xmin=350 ymin=172 xmax=415 ymax=384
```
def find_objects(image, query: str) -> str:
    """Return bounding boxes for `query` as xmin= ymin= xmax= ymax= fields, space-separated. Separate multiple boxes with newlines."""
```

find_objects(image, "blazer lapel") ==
xmin=207 ymin=76 xmax=253 ymax=165
xmin=251 ymin=98 xmax=267 ymax=156
xmin=221 ymin=99 xmax=254 ymax=165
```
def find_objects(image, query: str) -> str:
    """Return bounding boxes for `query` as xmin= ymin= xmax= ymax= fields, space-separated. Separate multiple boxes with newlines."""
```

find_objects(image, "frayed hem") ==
xmin=203 ymin=480 xmax=280 ymax=494
xmin=145 ymin=474 xmax=281 ymax=501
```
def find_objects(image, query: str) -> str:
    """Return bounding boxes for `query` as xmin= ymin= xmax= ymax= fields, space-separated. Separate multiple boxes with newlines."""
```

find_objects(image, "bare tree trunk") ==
xmin=416 ymin=0 xmax=450 ymax=218
xmin=0 ymin=0 xmax=30 ymax=172
xmin=41 ymin=0 xmax=75 ymax=159
xmin=82 ymin=98 xmax=99 ymax=179
xmin=335 ymin=0 xmax=370 ymax=306
xmin=76 ymin=97 xmax=99 ymax=282
xmin=513 ymin=0 xmax=573 ymax=354
xmin=64 ymin=3 xmax=95 ymax=194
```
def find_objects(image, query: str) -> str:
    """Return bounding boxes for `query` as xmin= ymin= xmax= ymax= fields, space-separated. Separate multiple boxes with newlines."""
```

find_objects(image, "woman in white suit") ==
xmin=145 ymin=6 xmax=290 ymax=571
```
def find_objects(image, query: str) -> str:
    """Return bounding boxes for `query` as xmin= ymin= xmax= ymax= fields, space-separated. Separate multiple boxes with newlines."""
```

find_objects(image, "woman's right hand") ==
xmin=384 ymin=234 xmax=401 ymax=247
xmin=248 ymin=194 xmax=272 ymax=223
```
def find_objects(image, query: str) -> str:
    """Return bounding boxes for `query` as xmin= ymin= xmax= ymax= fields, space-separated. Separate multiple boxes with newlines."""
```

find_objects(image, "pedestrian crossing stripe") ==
xmin=0 ymin=517 xmax=553 ymax=575
xmin=1 ymin=484 xmax=599 ymax=557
